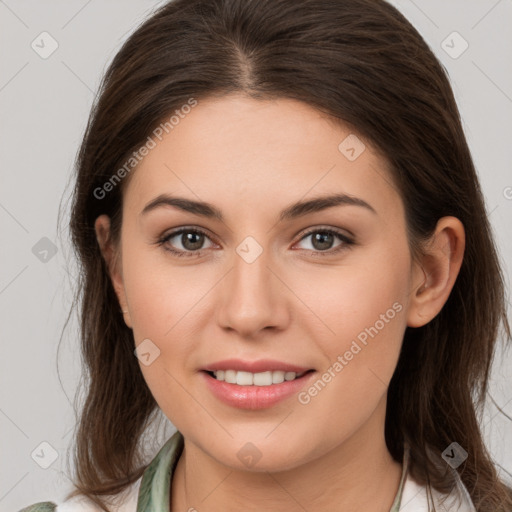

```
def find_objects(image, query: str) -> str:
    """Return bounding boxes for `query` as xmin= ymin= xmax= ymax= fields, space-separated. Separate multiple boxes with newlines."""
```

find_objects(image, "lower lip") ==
xmin=201 ymin=371 xmax=315 ymax=410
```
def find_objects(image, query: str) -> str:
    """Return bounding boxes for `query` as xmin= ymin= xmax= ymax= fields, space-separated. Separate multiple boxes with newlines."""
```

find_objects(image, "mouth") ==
xmin=200 ymin=362 xmax=317 ymax=410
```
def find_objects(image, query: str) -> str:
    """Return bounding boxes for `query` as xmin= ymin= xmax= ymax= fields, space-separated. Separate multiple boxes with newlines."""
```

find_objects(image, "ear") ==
xmin=94 ymin=214 xmax=132 ymax=329
xmin=407 ymin=216 xmax=465 ymax=328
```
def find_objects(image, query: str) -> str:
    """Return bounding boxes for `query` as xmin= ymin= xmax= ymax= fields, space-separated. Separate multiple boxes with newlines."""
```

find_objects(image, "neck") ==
xmin=170 ymin=398 xmax=402 ymax=512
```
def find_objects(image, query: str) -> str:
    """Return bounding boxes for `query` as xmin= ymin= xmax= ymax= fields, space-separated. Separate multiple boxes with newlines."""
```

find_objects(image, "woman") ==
xmin=19 ymin=0 xmax=512 ymax=510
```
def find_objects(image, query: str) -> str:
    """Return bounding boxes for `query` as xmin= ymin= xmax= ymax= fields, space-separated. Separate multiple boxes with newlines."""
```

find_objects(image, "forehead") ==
xmin=124 ymin=94 xmax=404 ymax=224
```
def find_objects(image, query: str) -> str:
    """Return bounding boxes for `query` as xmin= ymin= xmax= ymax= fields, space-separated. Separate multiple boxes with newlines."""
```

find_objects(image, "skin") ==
xmin=95 ymin=94 xmax=465 ymax=512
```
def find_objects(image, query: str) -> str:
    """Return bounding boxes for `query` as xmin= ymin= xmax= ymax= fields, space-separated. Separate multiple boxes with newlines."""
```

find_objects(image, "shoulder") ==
xmin=17 ymin=477 xmax=142 ymax=512
xmin=17 ymin=431 xmax=183 ymax=512
xmin=399 ymin=470 xmax=476 ymax=512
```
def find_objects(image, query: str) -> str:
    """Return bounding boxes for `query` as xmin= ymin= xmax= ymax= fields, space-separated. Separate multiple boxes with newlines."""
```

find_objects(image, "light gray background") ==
xmin=1 ymin=1 xmax=511 ymax=510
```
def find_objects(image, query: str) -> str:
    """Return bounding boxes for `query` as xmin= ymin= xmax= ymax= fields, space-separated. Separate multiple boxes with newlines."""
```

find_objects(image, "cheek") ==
xmin=120 ymin=240 xmax=216 ymax=414
xmin=120 ymin=246 xmax=205 ymax=425
xmin=121 ymin=244 xmax=204 ymax=340
xmin=298 ymin=244 xmax=410 ymax=350
xmin=290 ymin=277 xmax=408 ymax=456
xmin=294 ymin=242 xmax=410 ymax=409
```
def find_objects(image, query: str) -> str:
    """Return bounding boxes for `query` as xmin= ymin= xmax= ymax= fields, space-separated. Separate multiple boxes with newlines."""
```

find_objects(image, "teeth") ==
xmin=236 ymin=371 xmax=253 ymax=386
xmin=253 ymin=371 xmax=272 ymax=386
xmin=273 ymin=371 xmax=285 ymax=384
xmin=212 ymin=369 xmax=304 ymax=386
xmin=224 ymin=370 xmax=237 ymax=384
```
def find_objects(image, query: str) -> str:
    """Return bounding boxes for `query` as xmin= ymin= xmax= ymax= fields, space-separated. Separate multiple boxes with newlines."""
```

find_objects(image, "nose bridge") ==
xmin=216 ymin=237 xmax=288 ymax=335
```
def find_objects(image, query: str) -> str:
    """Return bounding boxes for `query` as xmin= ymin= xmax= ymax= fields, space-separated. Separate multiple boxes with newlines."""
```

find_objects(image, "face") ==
xmin=100 ymin=94 xmax=425 ymax=472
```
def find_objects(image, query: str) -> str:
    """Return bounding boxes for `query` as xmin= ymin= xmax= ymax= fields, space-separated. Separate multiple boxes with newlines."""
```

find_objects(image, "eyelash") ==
xmin=156 ymin=226 xmax=355 ymax=258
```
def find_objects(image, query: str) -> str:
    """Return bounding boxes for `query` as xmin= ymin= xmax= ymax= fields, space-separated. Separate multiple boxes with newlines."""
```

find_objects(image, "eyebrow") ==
xmin=140 ymin=192 xmax=377 ymax=222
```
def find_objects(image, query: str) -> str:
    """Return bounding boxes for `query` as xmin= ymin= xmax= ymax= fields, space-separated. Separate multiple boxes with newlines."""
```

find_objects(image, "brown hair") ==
xmin=66 ymin=0 xmax=512 ymax=510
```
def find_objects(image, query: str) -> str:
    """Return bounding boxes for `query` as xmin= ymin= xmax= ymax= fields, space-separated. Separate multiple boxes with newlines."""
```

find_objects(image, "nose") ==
xmin=216 ymin=246 xmax=291 ymax=338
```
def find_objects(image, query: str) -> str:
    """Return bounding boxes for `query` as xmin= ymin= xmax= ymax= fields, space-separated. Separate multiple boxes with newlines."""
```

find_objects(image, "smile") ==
xmin=201 ymin=368 xmax=315 ymax=410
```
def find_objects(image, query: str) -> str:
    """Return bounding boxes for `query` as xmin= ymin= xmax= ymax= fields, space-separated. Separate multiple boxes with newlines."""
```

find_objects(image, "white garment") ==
xmin=55 ymin=479 xmax=140 ymax=512
xmin=54 ymin=469 xmax=476 ymax=511
xmin=399 ymin=470 xmax=476 ymax=511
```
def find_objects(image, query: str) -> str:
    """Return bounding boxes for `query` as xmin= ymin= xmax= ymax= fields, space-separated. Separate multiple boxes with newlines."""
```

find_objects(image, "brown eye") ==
xmin=295 ymin=228 xmax=354 ymax=255
xmin=159 ymin=228 xmax=215 ymax=257
xmin=178 ymin=231 xmax=205 ymax=251
xmin=310 ymin=231 xmax=336 ymax=251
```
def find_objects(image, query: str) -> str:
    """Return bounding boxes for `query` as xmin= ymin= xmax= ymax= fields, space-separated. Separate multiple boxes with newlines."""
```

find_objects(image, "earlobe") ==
xmin=94 ymin=215 xmax=133 ymax=329
xmin=407 ymin=216 xmax=465 ymax=328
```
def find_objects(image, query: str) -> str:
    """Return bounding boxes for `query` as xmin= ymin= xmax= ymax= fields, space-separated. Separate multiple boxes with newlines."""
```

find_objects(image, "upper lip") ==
xmin=202 ymin=359 xmax=313 ymax=374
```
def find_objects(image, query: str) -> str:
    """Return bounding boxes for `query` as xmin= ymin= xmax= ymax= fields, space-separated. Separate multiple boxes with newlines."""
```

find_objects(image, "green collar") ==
xmin=136 ymin=430 xmax=184 ymax=512
xmin=136 ymin=431 xmax=408 ymax=512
